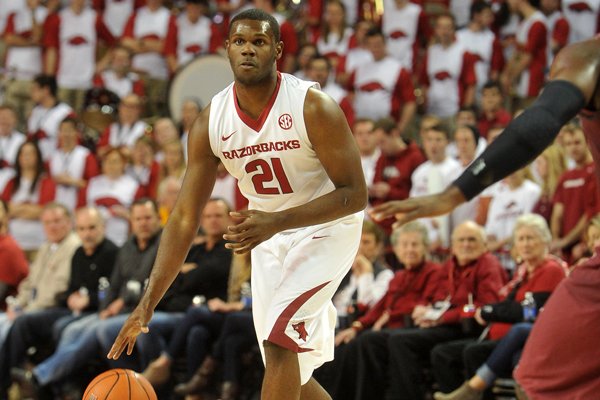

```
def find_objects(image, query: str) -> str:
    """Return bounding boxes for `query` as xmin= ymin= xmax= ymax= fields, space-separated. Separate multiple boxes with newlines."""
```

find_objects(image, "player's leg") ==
xmin=300 ymin=377 xmax=332 ymax=400
xmin=261 ymin=341 xmax=301 ymax=400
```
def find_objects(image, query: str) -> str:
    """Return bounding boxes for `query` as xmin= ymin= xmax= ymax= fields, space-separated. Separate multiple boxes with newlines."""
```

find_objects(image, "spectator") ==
xmin=93 ymin=45 xmax=145 ymax=100
xmin=447 ymin=108 xmax=487 ymax=160
xmin=370 ymin=118 xmax=426 ymax=232
xmin=96 ymin=93 xmax=148 ymax=158
xmin=152 ymin=118 xmax=179 ymax=162
xmin=2 ymin=207 xmax=118 ymax=394
xmin=540 ymin=0 xmax=569 ymax=69
xmin=121 ymin=0 xmax=175 ymax=117
xmin=356 ymin=221 xmax=504 ymax=400
xmin=2 ymin=0 xmax=48 ymax=127
xmin=476 ymin=81 xmax=511 ymax=139
xmin=0 ymin=200 xmax=28 ymax=309
xmin=0 ymin=203 xmax=80 ymax=397
xmin=10 ymin=199 xmax=162 ymax=397
xmin=333 ymin=220 xmax=393 ymax=329
xmin=92 ymin=0 xmax=145 ymax=38
xmin=159 ymin=139 xmax=187 ymax=184
xmin=532 ymin=144 xmax=566 ymax=223
xmin=381 ymin=0 xmax=429 ymax=72
xmin=351 ymin=118 xmax=378 ymax=188
xmin=350 ymin=28 xmax=416 ymax=134
xmin=292 ymin=43 xmax=318 ymax=81
xmin=164 ymin=0 xmax=223 ymax=75
xmin=49 ymin=117 xmax=99 ymax=211
xmin=321 ymin=221 xmax=441 ymax=400
xmin=500 ymin=0 xmax=547 ymax=109
xmin=315 ymin=0 xmax=353 ymax=73
xmin=562 ymin=0 xmax=599 ymax=44
xmin=157 ymin=176 xmax=181 ymax=226
xmin=456 ymin=1 xmax=504 ymax=91
xmin=43 ymin=0 xmax=116 ymax=112
xmin=420 ymin=13 xmax=477 ymax=119
xmin=335 ymin=20 xmax=374 ymax=87
xmin=27 ymin=75 xmax=74 ymax=161
xmin=83 ymin=147 xmax=142 ymax=246
xmin=409 ymin=123 xmax=462 ymax=249
xmin=126 ymin=135 xmax=160 ymax=199
xmin=0 ymin=105 xmax=26 ymax=168
xmin=1 ymin=141 xmax=56 ymax=256
xmin=432 ymin=214 xmax=567 ymax=399
xmin=550 ymin=124 xmax=594 ymax=260
xmin=306 ymin=55 xmax=354 ymax=126
xmin=179 ymin=98 xmax=201 ymax=160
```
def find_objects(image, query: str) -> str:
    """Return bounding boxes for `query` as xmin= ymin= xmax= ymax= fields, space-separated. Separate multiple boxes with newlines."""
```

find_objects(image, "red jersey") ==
xmin=552 ymin=162 xmax=595 ymax=236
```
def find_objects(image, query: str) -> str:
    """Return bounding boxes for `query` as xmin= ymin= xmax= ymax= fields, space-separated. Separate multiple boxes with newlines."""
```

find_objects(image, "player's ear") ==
xmin=275 ymin=41 xmax=284 ymax=61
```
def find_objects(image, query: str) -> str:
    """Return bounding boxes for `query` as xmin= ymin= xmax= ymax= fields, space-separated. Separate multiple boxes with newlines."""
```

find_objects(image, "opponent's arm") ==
xmin=224 ymin=89 xmax=368 ymax=254
xmin=107 ymin=105 xmax=220 ymax=358
xmin=371 ymin=40 xmax=598 ymax=225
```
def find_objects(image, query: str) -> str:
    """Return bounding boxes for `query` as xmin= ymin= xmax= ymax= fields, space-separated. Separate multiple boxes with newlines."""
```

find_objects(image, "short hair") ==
xmin=59 ymin=116 xmax=80 ymax=130
xmin=425 ymin=122 xmax=451 ymax=140
xmin=470 ymin=0 xmax=492 ymax=20
xmin=365 ymin=27 xmax=385 ymax=40
xmin=229 ymin=8 xmax=280 ymax=42
xmin=373 ymin=117 xmax=398 ymax=135
xmin=482 ymin=80 xmax=503 ymax=93
xmin=101 ymin=146 xmax=128 ymax=162
xmin=308 ymin=55 xmax=332 ymax=70
xmin=362 ymin=220 xmax=385 ymax=245
xmin=0 ymin=104 xmax=17 ymax=117
xmin=42 ymin=202 xmax=72 ymax=219
xmin=391 ymin=221 xmax=430 ymax=249
xmin=131 ymin=197 xmax=160 ymax=214
xmin=353 ymin=118 xmax=375 ymax=129
xmin=34 ymin=74 xmax=58 ymax=98
xmin=436 ymin=12 xmax=456 ymax=28
xmin=513 ymin=213 xmax=552 ymax=245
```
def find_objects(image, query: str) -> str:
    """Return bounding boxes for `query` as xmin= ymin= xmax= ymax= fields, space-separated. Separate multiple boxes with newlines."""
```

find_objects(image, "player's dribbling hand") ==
xmin=223 ymin=210 xmax=281 ymax=254
xmin=369 ymin=187 xmax=466 ymax=229
xmin=106 ymin=308 xmax=152 ymax=360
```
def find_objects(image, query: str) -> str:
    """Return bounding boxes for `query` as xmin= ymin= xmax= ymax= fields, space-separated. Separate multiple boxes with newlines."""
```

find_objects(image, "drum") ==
xmin=167 ymin=55 xmax=234 ymax=122
xmin=81 ymin=87 xmax=120 ymax=132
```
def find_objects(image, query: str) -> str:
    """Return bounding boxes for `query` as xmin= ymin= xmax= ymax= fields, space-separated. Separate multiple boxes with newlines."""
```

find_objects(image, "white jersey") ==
xmin=27 ymin=102 xmax=74 ymax=161
xmin=562 ymin=0 xmax=600 ymax=43
xmin=382 ymin=0 xmax=422 ymax=69
xmin=49 ymin=145 xmax=92 ymax=210
xmin=209 ymin=73 xmax=334 ymax=214
xmin=0 ymin=131 xmax=26 ymax=167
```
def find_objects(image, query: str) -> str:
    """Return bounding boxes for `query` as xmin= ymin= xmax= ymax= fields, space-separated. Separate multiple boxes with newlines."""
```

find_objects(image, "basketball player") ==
xmin=371 ymin=38 xmax=600 ymax=399
xmin=108 ymin=8 xmax=367 ymax=400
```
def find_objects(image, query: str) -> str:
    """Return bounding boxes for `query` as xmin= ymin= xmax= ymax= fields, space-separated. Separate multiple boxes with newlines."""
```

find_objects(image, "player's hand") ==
xmin=106 ymin=307 xmax=152 ymax=360
xmin=369 ymin=186 xmax=465 ymax=229
xmin=223 ymin=210 xmax=282 ymax=254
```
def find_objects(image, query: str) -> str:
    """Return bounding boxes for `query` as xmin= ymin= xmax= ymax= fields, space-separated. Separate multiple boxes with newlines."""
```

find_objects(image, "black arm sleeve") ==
xmin=454 ymin=80 xmax=586 ymax=200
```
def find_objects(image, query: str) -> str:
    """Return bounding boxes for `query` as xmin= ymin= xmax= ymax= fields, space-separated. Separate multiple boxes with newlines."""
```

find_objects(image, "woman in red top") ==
xmin=1 ymin=141 xmax=56 ymax=257
xmin=433 ymin=213 xmax=568 ymax=400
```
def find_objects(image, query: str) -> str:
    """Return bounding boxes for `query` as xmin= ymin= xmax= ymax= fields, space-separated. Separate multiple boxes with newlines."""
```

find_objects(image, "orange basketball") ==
xmin=82 ymin=369 xmax=157 ymax=400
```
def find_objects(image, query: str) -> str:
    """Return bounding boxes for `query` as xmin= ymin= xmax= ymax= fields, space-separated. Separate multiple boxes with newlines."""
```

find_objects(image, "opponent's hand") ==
xmin=223 ymin=210 xmax=282 ymax=254
xmin=369 ymin=186 xmax=465 ymax=229
xmin=106 ymin=308 xmax=152 ymax=360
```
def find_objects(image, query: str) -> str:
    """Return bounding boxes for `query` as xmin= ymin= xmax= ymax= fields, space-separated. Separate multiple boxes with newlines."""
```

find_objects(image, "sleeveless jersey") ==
xmin=209 ymin=73 xmax=334 ymax=213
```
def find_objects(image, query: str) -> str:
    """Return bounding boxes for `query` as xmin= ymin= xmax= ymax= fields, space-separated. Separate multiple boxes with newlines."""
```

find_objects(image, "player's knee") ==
xmin=263 ymin=339 xmax=297 ymax=362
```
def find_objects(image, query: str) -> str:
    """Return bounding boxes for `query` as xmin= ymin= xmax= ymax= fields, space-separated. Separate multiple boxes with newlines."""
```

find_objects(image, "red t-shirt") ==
xmin=552 ymin=163 xmax=595 ymax=236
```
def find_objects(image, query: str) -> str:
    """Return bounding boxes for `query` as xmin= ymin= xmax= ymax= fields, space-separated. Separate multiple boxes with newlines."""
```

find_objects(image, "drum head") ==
xmin=168 ymin=55 xmax=234 ymax=121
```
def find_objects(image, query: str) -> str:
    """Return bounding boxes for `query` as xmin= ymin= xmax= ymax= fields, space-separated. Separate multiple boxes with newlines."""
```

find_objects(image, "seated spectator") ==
xmin=0 ymin=203 xmax=80 ymax=397
xmin=157 ymin=176 xmax=182 ymax=226
xmin=2 ymin=207 xmax=118 ymax=393
xmin=292 ymin=43 xmax=318 ymax=81
xmin=126 ymin=136 xmax=161 ymax=199
xmin=2 ymin=141 xmax=56 ymax=256
xmin=93 ymin=45 xmax=145 ymax=100
xmin=355 ymin=221 xmax=504 ymax=400
xmin=2 ymin=0 xmax=47 ymax=127
xmin=83 ymin=147 xmax=142 ymax=246
xmin=335 ymin=20 xmax=374 ymax=88
xmin=531 ymin=144 xmax=566 ymax=223
xmin=49 ymin=117 xmax=99 ymax=211
xmin=476 ymin=81 xmax=511 ymax=139
xmin=306 ymin=55 xmax=354 ymax=126
xmin=333 ymin=220 xmax=393 ymax=329
xmin=432 ymin=214 xmax=568 ymax=398
xmin=159 ymin=139 xmax=186 ymax=183
xmin=319 ymin=221 xmax=440 ymax=400
xmin=27 ymin=75 xmax=74 ymax=161
xmin=96 ymin=93 xmax=148 ymax=158
xmin=0 ymin=106 xmax=26 ymax=168
xmin=0 ymin=200 xmax=28 ymax=309
xmin=164 ymin=0 xmax=223 ymax=74
xmin=351 ymin=118 xmax=378 ymax=189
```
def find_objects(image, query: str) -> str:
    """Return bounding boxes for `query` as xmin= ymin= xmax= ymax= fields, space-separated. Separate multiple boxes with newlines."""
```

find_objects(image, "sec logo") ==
xmin=278 ymin=114 xmax=293 ymax=130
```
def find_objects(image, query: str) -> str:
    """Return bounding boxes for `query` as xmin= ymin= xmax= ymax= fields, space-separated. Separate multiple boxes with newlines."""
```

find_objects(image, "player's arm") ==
xmin=371 ymin=40 xmax=599 ymax=226
xmin=107 ymin=105 xmax=220 ymax=359
xmin=224 ymin=89 xmax=368 ymax=254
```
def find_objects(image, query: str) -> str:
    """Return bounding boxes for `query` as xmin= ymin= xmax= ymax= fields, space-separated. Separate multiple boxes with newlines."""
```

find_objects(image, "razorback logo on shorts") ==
xmin=292 ymin=321 xmax=308 ymax=341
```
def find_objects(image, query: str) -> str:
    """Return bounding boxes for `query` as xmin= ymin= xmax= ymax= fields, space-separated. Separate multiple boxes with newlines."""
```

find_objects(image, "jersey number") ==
xmin=246 ymin=158 xmax=293 ymax=195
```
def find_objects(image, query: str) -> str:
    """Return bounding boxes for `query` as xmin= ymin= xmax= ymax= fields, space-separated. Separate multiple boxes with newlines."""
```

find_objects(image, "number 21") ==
xmin=245 ymin=158 xmax=293 ymax=195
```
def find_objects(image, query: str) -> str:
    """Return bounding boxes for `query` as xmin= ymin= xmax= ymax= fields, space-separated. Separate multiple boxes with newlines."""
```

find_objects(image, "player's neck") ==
xmin=234 ymin=75 xmax=279 ymax=120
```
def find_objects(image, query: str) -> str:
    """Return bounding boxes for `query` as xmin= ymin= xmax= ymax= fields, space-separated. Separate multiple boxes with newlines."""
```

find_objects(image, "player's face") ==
xmin=394 ymin=231 xmax=426 ymax=269
xmin=451 ymin=224 xmax=486 ymax=266
xmin=514 ymin=226 xmax=547 ymax=264
xmin=226 ymin=20 xmax=282 ymax=86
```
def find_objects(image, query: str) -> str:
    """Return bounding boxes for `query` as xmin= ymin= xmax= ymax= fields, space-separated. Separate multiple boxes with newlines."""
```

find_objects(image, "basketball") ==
xmin=82 ymin=369 xmax=157 ymax=400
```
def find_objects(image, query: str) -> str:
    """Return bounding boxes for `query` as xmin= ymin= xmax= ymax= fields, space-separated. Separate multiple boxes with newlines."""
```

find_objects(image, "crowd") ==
xmin=0 ymin=0 xmax=600 ymax=399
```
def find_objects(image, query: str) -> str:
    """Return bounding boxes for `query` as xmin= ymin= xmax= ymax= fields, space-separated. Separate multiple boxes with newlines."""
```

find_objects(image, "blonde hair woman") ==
xmin=532 ymin=144 xmax=567 ymax=222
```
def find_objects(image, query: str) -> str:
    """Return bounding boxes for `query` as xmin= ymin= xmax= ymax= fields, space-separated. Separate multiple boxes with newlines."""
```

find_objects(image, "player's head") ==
xmin=227 ymin=9 xmax=282 ymax=85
